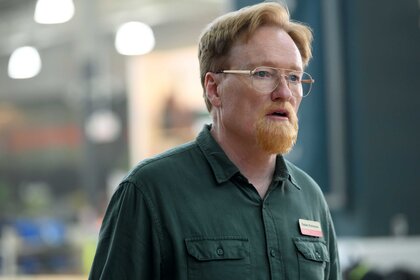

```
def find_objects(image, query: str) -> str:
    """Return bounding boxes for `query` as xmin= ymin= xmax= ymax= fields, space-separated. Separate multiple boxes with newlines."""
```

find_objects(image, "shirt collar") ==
xmin=196 ymin=125 xmax=239 ymax=183
xmin=273 ymin=156 xmax=291 ymax=182
xmin=196 ymin=124 xmax=291 ymax=185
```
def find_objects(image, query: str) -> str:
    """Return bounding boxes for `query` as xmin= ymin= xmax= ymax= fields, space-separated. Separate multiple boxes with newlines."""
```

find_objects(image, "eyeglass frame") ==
xmin=215 ymin=66 xmax=315 ymax=97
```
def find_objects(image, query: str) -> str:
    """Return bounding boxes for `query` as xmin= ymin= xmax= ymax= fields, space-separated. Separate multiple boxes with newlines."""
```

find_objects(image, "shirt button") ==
xmin=216 ymin=247 xmax=224 ymax=256
xmin=315 ymin=252 xmax=321 ymax=259
xmin=270 ymin=249 xmax=276 ymax=257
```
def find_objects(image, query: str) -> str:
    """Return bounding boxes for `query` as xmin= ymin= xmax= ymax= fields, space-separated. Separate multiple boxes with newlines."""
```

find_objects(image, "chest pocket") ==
xmin=294 ymin=237 xmax=330 ymax=280
xmin=185 ymin=236 xmax=250 ymax=280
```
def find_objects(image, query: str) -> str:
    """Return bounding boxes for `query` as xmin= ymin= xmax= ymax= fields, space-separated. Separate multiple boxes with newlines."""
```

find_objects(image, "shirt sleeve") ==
xmin=89 ymin=182 xmax=162 ymax=280
xmin=326 ymin=210 xmax=342 ymax=280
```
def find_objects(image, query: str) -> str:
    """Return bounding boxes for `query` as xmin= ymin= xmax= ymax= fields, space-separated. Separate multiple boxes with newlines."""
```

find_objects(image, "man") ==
xmin=89 ymin=2 xmax=341 ymax=279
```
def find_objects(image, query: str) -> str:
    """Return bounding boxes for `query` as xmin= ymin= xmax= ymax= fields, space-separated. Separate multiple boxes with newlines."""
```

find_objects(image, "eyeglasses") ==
xmin=216 ymin=66 xmax=315 ymax=97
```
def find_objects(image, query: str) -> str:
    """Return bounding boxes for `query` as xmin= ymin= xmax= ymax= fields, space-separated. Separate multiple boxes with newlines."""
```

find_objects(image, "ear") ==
xmin=204 ymin=72 xmax=222 ymax=108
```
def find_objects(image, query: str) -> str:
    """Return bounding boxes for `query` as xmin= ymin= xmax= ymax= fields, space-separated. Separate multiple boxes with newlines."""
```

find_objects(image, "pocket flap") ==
xmin=185 ymin=237 xmax=249 ymax=261
xmin=293 ymin=237 xmax=330 ymax=262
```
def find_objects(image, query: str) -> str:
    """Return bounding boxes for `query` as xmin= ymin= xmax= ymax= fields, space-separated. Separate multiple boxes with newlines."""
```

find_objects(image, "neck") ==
xmin=210 ymin=125 xmax=277 ymax=198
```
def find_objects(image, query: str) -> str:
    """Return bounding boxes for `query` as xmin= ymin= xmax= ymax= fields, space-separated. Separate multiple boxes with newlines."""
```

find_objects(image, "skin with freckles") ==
xmin=204 ymin=25 xmax=304 ymax=197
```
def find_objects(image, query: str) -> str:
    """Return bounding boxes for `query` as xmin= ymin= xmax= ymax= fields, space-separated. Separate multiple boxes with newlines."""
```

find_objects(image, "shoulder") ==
xmin=123 ymin=140 xmax=202 ymax=185
xmin=285 ymin=159 xmax=326 ymax=201
xmin=285 ymin=159 xmax=317 ymax=186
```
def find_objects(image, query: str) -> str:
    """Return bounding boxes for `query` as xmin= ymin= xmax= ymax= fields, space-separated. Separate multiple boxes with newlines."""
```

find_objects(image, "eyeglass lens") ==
xmin=251 ymin=67 xmax=313 ymax=97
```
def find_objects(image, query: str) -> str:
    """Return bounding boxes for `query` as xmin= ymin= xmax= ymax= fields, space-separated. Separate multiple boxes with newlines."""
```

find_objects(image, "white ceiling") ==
xmin=0 ymin=0 xmax=230 ymax=100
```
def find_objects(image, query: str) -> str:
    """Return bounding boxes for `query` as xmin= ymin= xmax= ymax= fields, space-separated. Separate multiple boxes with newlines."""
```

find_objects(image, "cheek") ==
xmin=294 ymin=97 xmax=302 ymax=112
xmin=232 ymin=94 xmax=264 ymax=116
xmin=219 ymin=80 xmax=266 ymax=120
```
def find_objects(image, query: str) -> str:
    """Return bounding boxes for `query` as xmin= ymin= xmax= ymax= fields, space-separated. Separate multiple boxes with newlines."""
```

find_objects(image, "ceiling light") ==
xmin=8 ymin=46 xmax=42 ymax=79
xmin=115 ymin=22 xmax=155 ymax=56
xmin=85 ymin=110 xmax=122 ymax=143
xmin=34 ymin=0 xmax=75 ymax=24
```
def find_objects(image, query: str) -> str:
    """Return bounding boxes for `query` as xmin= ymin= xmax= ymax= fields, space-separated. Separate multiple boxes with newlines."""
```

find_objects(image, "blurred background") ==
xmin=0 ymin=0 xmax=419 ymax=279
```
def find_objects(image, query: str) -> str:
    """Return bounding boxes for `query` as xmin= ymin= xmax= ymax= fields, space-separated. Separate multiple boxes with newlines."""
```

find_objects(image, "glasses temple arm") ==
xmin=301 ymin=78 xmax=315 ymax=84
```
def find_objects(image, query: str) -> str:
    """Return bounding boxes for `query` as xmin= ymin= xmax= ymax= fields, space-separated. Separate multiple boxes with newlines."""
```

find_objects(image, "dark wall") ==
xmin=342 ymin=0 xmax=420 ymax=235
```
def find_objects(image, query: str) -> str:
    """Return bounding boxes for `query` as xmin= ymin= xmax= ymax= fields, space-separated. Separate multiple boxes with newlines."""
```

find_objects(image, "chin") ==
xmin=256 ymin=119 xmax=298 ymax=155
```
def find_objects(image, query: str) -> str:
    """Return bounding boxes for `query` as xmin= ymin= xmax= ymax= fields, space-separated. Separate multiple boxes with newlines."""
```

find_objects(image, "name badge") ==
xmin=299 ymin=219 xmax=323 ymax=237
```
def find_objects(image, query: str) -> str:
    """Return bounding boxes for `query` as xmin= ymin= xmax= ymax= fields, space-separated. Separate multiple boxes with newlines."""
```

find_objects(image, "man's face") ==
xmin=212 ymin=25 xmax=304 ymax=154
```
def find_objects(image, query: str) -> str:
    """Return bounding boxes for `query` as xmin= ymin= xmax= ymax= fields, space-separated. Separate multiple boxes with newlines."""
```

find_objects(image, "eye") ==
xmin=288 ymin=73 xmax=301 ymax=83
xmin=253 ymin=68 xmax=274 ymax=79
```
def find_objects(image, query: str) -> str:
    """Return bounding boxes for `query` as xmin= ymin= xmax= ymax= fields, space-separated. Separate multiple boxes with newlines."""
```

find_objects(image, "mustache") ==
xmin=261 ymin=102 xmax=297 ymax=122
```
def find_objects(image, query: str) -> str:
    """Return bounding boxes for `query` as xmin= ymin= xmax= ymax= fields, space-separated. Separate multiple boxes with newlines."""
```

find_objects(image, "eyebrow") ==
xmin=244 ymin=61 xmax=302 ymax=71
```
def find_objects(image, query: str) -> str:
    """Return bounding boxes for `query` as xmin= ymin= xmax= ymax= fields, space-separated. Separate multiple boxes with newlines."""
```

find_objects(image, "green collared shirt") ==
xmin=89 ymin=125 xmax=341 ymax=280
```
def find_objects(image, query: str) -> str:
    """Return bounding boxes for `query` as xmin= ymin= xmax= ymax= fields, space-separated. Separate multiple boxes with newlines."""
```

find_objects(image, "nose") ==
xmin=271 ymin=76 xmax=293 ymax=101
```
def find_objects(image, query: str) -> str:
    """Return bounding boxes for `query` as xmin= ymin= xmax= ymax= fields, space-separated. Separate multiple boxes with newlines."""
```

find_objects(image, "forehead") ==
xmin=228 ymin=25 xmax=303 ymax=70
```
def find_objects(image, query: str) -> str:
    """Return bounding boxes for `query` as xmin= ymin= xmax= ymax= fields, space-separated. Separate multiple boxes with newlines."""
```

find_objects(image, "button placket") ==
xmin=270 ymin=249 xmax=276 ymax=258
xmin=261 ymin=198 xmax=283 ymax=279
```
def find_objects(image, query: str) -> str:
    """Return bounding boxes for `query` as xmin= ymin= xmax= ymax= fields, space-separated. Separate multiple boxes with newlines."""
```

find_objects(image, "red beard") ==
xmin=256 ymin=102 xmax=299 ymax=154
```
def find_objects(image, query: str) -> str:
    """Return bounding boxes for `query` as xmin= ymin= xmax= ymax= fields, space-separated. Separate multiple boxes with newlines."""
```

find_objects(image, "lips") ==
xmin=267 ymin=108 xmax=290 ymax=119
